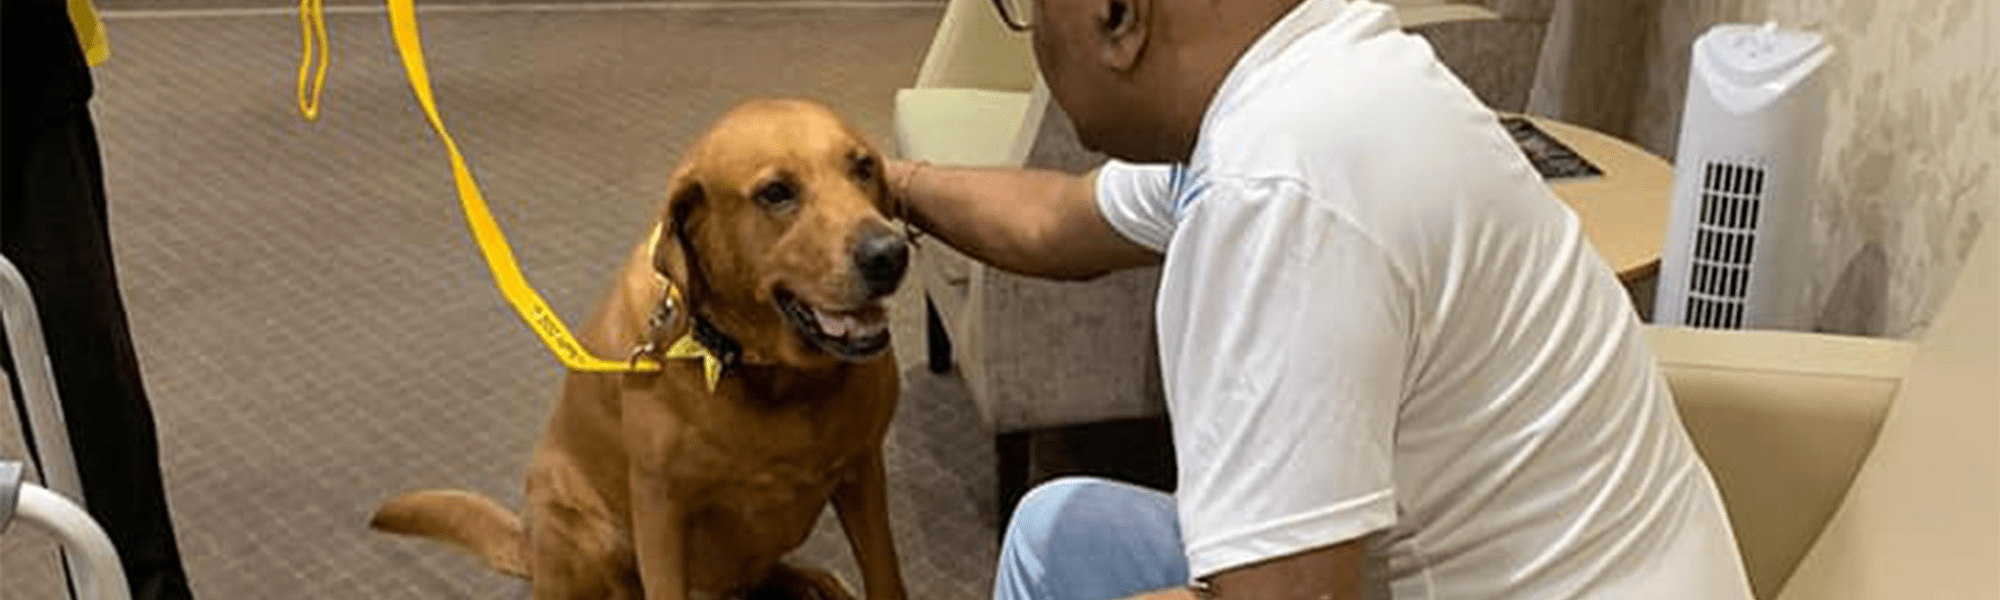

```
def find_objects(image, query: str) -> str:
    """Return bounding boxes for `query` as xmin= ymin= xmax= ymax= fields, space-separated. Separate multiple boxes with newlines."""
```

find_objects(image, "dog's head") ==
xmin=652 ymin=99 xmax=907 ymax=368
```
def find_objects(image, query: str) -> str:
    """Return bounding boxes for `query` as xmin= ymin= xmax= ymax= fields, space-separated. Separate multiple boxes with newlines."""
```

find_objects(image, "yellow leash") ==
xmin=299 ymin=0 xmax=665 ymax=373
xmin=295 ymin=0 xmax=329 ymax=120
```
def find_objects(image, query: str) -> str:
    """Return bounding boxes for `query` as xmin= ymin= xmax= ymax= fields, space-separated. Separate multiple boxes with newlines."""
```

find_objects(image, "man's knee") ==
xmin=996 ymin=477 xmax=1188 ymax=600
xmin=1004 ymin=477 xmax=1119 ymax=549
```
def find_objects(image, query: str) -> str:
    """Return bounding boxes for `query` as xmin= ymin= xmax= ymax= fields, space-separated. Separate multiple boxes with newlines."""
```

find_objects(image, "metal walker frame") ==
xmin=0 ymin=255 xmax=133 ymax=600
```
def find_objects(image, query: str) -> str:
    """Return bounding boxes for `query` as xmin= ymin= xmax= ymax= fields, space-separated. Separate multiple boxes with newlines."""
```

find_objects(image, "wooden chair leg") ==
xmin=994 ymin=430 xmax=1031 ymax=540
xmin=925 ymin=294 xmax=953 ymax=374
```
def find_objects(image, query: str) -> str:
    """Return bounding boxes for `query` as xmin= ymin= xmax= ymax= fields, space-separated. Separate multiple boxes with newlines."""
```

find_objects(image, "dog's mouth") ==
xmin=775 ymin=288 xmax=891 ymax=361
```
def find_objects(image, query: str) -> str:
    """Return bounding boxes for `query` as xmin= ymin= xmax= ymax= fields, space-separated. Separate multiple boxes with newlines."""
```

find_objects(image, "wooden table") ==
xmin=1520 ymin=115 xmax=1675 ymax=283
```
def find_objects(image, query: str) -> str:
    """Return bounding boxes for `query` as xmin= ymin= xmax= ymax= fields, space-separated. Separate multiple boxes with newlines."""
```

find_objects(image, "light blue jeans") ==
xmin=994 ymin=477 xmax=1192 ymax=600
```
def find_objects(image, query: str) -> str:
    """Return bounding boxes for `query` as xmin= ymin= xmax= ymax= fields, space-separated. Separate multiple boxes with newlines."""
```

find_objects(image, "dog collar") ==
xmin=636 ymin=286 xmax=744 ymax=392
xmin=634 ymin=222 xmax=758 ymax=391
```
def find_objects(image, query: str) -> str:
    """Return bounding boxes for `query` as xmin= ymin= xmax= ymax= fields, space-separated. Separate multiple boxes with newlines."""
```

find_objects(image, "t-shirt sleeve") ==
xmin=1162 ymin=176 xmax=1414 ymax=580
xmin=1092 ymin=160 xmax=1177 ymax=252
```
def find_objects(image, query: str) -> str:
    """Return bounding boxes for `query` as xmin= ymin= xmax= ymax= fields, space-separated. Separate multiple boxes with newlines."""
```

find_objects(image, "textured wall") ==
xmin=1524 ymin=0 xmax=1654 ymax=135
xmin=1540 ymin=0 xmax=1998 ymax=338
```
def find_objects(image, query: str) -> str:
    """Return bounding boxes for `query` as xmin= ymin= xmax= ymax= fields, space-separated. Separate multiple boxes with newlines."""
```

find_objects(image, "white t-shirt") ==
xmin=1093 ymin=1 xmax=1753 ymax=598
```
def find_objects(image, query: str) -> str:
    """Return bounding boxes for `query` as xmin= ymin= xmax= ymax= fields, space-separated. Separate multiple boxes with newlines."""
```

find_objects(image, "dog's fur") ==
xmin=372 ymin=99 xmax=909 ymax=600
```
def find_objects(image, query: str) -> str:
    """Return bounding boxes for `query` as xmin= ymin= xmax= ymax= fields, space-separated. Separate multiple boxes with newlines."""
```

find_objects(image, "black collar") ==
xmin=638 ymin=277 xmax=756 ymax=374
xmin=689 ymin=314 xmax=743 ymax=369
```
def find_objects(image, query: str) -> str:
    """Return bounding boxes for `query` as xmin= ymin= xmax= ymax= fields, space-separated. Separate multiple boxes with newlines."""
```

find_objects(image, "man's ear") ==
xmin=1097 ymin=0 xmax=1148 ymax=71
xmin=653 ymin=175 xmax=706 ymax=304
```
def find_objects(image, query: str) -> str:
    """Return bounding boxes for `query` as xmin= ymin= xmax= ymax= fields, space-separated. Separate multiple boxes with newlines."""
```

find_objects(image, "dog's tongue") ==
xmin=814 ymin=310 xmax=854 ymax=337
xmin=812 ymin=307 xmax=890 ymax=339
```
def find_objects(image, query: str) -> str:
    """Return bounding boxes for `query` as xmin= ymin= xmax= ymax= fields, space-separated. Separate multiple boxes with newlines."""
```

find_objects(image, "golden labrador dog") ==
xmin=372 ymin=99 xmax=909 ymax=600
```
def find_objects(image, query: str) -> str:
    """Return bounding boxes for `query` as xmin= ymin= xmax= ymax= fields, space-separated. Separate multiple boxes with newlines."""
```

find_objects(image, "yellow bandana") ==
xmin=662 ymin=332 xmax=725 ymax=392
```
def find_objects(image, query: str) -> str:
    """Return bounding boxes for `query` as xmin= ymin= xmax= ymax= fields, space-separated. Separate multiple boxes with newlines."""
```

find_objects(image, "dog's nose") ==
xmin=853 ymin=225 xmax=908 ymax=298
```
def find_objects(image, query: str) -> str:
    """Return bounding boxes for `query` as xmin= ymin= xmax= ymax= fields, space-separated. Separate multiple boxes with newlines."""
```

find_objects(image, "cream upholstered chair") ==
xmin=893 ymin=0 xmax=1159 ymax=520
xmin=1651 ymin=225 xmax=1997 ymax=599
xmin=894 ymin=0 xmax=1563 ymax=517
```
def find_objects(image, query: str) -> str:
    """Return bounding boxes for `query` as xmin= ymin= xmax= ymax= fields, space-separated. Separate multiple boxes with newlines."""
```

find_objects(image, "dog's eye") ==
xmin=753 ymin=180 xmax=798 ymax=208
xmin=850 ymin=155 xmax=878 ymax=183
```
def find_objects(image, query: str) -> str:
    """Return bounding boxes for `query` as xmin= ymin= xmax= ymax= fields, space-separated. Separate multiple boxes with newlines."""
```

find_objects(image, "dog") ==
xmin=371 ymin=98 xmax=910 ymax=600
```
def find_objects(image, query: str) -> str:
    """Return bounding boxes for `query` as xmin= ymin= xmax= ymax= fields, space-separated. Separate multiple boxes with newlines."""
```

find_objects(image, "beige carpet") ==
xmin=1 ymin=3 xmax=1012 ymax=599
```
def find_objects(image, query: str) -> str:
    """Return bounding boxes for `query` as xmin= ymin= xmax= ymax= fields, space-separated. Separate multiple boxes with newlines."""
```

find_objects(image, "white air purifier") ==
xmin=1655 ymin=22 xmax=1834 ymax=330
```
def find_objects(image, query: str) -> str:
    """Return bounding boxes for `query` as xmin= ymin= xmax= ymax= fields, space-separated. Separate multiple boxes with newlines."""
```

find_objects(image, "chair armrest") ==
xmin=1646 ymin=325 xmax=1915 ymax=599
xmin=1380 ymin=0 xmax=1500 ymax=27
xmin=893 ymin=87 xmax=1039 ymax=167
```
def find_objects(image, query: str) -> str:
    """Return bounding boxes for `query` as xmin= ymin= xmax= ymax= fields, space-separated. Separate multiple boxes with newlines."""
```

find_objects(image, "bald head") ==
xmin=1028 ymin=0 xmax=1302 ymax=161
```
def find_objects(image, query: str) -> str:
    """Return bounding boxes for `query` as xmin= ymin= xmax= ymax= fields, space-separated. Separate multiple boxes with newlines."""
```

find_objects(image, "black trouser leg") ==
xmin=1 ymin=105 xmax=197 ymax=600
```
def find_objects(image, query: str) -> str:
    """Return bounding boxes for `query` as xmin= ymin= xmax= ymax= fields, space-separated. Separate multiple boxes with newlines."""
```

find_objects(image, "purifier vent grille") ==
xmin=1683 ymin=160 xmax=1767 ymax=328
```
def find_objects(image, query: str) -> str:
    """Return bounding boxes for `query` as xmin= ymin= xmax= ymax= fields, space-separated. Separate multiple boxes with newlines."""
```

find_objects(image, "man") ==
xmin=3 ymin=2 xmax=200 ymax=600
xmin=882 ymin=0 xmax=1754 ymax=597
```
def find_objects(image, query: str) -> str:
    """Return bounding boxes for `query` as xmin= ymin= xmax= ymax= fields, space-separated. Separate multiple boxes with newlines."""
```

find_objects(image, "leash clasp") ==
xmin=628 ymin=291 xmax=678 ymax=369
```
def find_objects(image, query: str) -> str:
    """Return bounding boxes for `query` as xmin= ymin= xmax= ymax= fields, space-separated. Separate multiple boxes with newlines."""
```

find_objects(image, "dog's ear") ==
xmin=652 ymin=175 xmax=707 ymax=306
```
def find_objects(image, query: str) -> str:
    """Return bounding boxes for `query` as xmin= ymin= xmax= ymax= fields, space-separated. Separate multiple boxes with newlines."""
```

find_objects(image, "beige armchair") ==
xmin=1651 ymin=226 xmax=1997 ymax=599
xmin=891 ymin=0 xmax=1165 ymax=519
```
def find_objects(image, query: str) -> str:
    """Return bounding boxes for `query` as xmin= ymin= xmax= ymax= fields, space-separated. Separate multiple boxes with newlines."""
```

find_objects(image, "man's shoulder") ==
xmin=1201 ymin=34 xmax=1466 ymax=174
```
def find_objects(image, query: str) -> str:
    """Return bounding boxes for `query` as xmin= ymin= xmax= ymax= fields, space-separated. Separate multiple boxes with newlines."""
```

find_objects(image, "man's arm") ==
xmin=884 ymin=160 xmax=1160 ymax=280
xmin=1123 ymin=540 xmax=1368 ymax=600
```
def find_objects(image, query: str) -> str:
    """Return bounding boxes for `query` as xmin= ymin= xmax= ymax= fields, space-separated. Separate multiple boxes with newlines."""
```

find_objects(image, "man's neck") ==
xmin=1152 ymin=0 xmax=1306 ymax=161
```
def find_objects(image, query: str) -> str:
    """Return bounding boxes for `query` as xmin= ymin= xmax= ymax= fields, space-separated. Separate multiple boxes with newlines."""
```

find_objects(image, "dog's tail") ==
xmin=370 ymin=490 xmax=529 ymax=578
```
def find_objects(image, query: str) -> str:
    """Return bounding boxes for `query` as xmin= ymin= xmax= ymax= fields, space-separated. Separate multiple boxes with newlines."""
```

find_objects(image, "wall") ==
xmin=1535 ymin=0 xmax=1998 ymax=337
